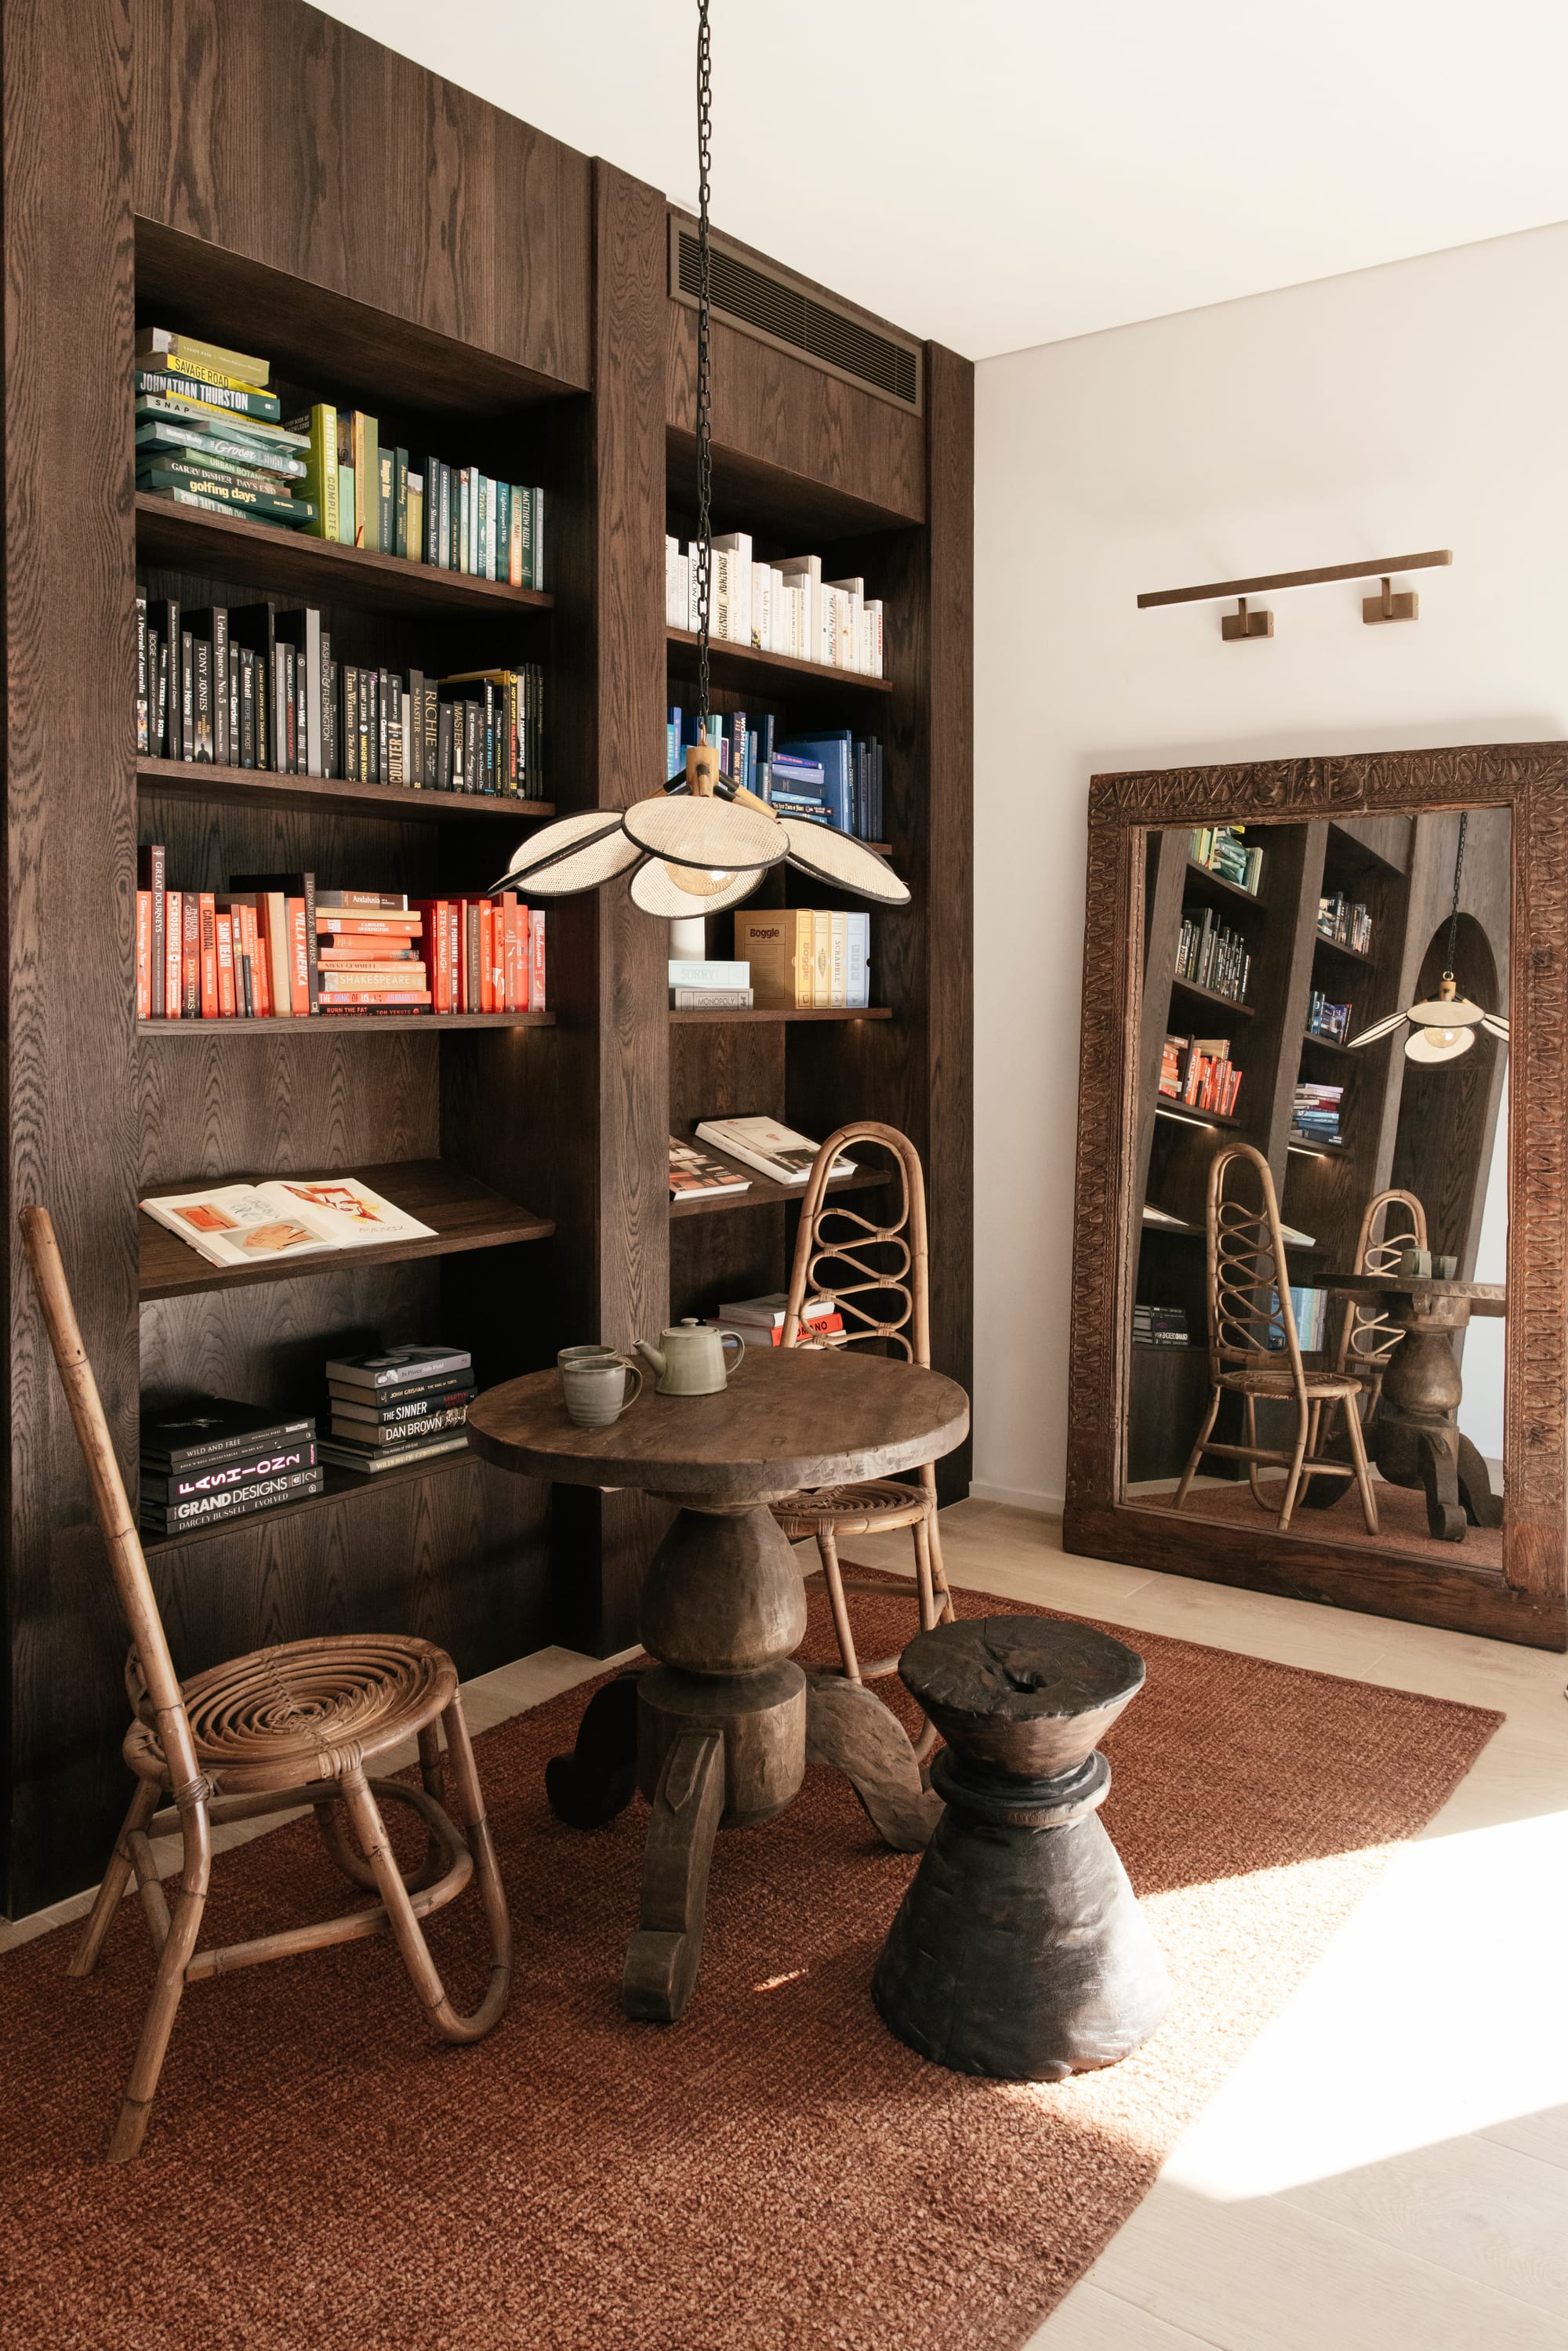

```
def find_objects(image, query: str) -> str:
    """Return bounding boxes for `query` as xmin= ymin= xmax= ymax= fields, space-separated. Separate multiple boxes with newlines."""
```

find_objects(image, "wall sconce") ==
xmin=1138 ymin=549 xmax=1452 ymax=641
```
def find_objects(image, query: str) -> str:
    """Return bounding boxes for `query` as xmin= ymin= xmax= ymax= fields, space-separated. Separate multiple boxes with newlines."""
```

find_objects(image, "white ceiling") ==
xmin=321 ymin=1 xmax=1568 ymax=360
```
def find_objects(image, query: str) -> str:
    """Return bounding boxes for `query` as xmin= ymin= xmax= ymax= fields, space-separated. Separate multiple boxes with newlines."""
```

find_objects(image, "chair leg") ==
xmin=105 ymin=1795 xmax=212 ymax=2164
xmin=1276 ymin=1398 xmax=1312 ymax=1533
xmin=816 ymin=1526 xmax=862 ymax=1684
xmin=920 ymin=1466 xmax=956 ymax=1624
xmin=1176 ymin=1388 xmax=1221 ymax=1507
xmin=911 ymin=1515 xmax=940 ymax=1634
xmin=1342 ymin=1393 xmax=1381 ymax=1536
xmin=71 ymin=1777 xmax=160 ymax=1979
xmin=1244 ymin=1395 xmax=1269 ymax=1508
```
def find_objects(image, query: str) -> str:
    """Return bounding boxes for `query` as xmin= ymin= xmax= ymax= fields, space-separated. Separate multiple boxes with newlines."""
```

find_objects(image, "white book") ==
xmin=751 ymin=560 xmax=769 ymax=650
xmin=140 ymin=1175 xmax=437 ymax=1270
xmin=865 ymin=599 xmax=884 ymax=677
xmin=712 ymin=532 xmax=752 ymax=646
xmin=826 ymin=578 xmax=864 ymax=676
xmin=665 ymin=535 xmax=684 ymax=629
xmin=777 ymin=555 xmax=822 ymax=666
xmin=694 ymin=1116 xmax=856 ymax=1187
xmin=846 ymin=911 xmax=869 ymax=1009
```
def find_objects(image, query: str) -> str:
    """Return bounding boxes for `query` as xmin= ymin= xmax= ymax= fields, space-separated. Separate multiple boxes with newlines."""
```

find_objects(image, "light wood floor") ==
xmin=5 ymin=1500 xmax=1565 ymax=2348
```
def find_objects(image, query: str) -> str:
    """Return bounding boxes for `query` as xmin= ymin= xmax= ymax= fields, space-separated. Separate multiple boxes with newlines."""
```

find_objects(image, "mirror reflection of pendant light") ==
xmin=1345 ymin=813 xmax=1510 ymax=1063
xmin=489 ymin=0 xmax=909 ymax=917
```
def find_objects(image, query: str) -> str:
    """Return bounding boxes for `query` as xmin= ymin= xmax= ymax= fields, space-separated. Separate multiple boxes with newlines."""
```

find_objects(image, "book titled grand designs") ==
xmin=140 ymin=1175 xmax=436 ymax=1268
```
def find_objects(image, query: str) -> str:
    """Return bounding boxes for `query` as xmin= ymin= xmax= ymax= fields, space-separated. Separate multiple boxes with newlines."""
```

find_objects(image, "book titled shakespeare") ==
xmin=692 ymin=1116 xmax=855 ymax=1187
xmin=140 ymin=1175 xmax=436 ymax=1268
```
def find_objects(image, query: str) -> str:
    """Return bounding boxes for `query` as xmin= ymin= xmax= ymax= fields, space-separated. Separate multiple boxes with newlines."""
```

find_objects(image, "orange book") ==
xmin=215 ymin=912 xmax=237 ymax=1017
xmin=497 ymin=894 xmax=519 ymax=1011
xmin=198 ymin=893 xmax=218 ymax=1018
xmin=164 ymin=892 xmax=182 ymax=1019
xmin=410 ymin=902 xmax=451 ymax=1012
xmin=316 ymin=912 xmax=423 ymax=938
xmin=135 ymin=892 xmax=152 ymax=1018
xmin=288 ymin=898 xmax=310 ymax=1014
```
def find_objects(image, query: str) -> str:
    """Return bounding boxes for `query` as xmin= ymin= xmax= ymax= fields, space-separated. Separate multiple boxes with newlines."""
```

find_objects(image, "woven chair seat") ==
xmin=771 ymin=1478 xmax=932 ymax=1540
xmin=1218 ymin=1366 xmax=1363 ymax=1402
xmin=124 ymin=1633 xmax=458 ymax=1794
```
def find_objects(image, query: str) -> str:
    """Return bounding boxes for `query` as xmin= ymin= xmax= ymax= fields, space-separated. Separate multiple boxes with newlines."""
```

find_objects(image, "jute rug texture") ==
xmin=0 ymin=1577 xmax=1500 ymax=2351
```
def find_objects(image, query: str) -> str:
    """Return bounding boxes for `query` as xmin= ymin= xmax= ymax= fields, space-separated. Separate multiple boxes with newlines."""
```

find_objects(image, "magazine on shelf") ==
xmin=668 ymin=1136 xmax=753 ymax=1199
xmin=140 ymin=1174 xmax=436 ymax=1268
xmin=691 ymin=1117 xmax=855 ymax=1186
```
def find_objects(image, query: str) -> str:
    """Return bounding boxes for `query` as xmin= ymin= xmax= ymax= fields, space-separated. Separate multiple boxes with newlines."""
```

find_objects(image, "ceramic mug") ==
xmin=1433 ymin=1254 xmax=1458 ymax=1279
xmin=1398 ymin=1247 xmax=1433 ymax=1279
xmin=560 ymin=1352 xmax=643 ymax=1428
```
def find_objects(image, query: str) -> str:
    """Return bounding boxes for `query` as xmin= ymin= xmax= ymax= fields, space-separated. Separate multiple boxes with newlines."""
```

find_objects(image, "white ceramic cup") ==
xmin=560 ymin=1353 xmax=643 ymax=1428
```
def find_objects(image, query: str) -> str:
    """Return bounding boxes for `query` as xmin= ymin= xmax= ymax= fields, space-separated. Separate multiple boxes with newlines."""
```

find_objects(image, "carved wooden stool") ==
xmin=872 ymin=1616 xmax=1171 ymax=2080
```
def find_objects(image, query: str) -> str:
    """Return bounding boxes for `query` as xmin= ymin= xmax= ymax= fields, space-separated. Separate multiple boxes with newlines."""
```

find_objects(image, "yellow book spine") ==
xmin=152 ymin=350 xmax=270 ymax=395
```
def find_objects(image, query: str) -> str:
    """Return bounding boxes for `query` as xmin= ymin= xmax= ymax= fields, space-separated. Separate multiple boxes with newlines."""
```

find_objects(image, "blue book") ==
xmin=779 ymin=733 xmax=853 ymax=832
xmin=667 ymin=706 xmax=682 ymax=779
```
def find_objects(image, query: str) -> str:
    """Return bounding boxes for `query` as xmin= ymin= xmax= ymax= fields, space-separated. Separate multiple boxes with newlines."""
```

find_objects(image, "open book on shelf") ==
xmin=140 ymin=1174 xmax=436 ymax=1268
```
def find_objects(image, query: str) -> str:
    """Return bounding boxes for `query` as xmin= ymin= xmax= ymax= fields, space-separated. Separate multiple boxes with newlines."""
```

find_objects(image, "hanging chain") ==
xmin=1444 ymin=809 xmax=1468 ymax=974
xmin=694 ymin=0 xmax=713 ymax=747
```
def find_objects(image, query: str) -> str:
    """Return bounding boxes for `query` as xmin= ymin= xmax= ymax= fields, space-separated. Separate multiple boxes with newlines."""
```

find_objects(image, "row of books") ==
xmin=1133 ymin=1304 xmax=1189 ymax=1349
xmin=136 ymin=328 xmax=546 ymax=582
xmin=1291 ymin=1082 xmax=1344 ymax=1145
xmin=1317 ymin=891 xmax=1373 ymax=953
xmin=1160 ymin=1032 xmax=1243 ymax=1116
xmin=666 ymin=708 xmax=886 ymax=842
xmin=665 ymin=534 xmax=884 ymax=676
xmin=733 ymin=911 xmax=873 ymax=1010
xmin=320 ymin=1344 xmax=475 ymax=1479
xmin=1176 ymin=905 xmax=1252 ymax=1004
xmin=136 ymin=594 xmax=544 ymax=796
xmin=1305 ymin=989 xmax=1354 ymax=1044
xmin=133 ymin=861 xmax=546 ymax=1020
xmin=1189 ymin=825 xmax=1263 ymax=896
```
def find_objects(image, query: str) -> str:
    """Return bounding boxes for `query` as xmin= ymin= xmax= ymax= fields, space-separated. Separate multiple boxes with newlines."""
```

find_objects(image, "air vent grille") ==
xmin=674 ymin=227 xmax=920 ymax=412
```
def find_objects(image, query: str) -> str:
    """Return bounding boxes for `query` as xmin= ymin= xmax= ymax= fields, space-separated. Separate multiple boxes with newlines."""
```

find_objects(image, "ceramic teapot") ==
xmin=634 ymin=1317 xmax=745 ymax=1396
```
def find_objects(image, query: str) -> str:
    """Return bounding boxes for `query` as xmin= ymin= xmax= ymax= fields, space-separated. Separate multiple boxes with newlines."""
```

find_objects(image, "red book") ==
xmin=215 ymin=912 xmax=237 ymax=1017
xmin=198 ymin=894 xmax=218 ymax=1018
xmin=448 ymin=903 xmax=461 ymax=1007
xmin=529 ymin=906 xmax=546 ymax=1010
xmin=164 ymin=891 xmax=182 ymax=1020
xmin=411 ymin=901 xmax=452 ymax=1013
xmin=236 ymin=902 xmax=268 ymax=1015
xmin=457 ymin=899 xmax=472 ymax=1013
xmin=499 ymin=893 xmax=520 ymax=1011
xmin=317 ymin=989 xmax=433 ymax=1007
xmin=182 ymin=893 xmax=201 ymax=1018
xmin=135 ymin=892 xmax=152 ymax=1018
xmin=315 ymin=913 xmax=423 ymax=937
xmin=287 ymin=898 xmax=310 ymax=1014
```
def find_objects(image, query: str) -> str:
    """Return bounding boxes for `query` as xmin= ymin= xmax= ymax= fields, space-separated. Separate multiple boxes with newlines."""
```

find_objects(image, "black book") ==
xmin=238 ymin=648 xmax=256 ymax=767
xmin=436 ymin=700 xmax=454 ymax=791
xmin=328 ymin=1383 xmax=477 ymax=1425
xmin=324 ymin=653 xmax=339 ymax=779
xmin=228 ymin=604 xmax=277 ymax=772
xmin=407 ymin=668 xmax=423 ymax=788
xmin=361 ymin=666 xmax=377 ymax=784
xmin=325 ymin=1344 xmax=471 ymax=1391
xmin=378 ymin=666 xmax=392 ymax=782
xmin=192 ymin=635 xmax=212 ymax=763
xmin=143 ymin=1467 xmax=325 ymax=1534
xmin=281 ymin=643 xmax=297 ymax=773
xmin=142 ymin=1439 xmax=319 ymax=1504
xmin=140 ymin=1398 xmax=317 ymax=1475
xmin=326 ymin=1405 xmax=470 ymax=1453
xmin=145 ymin=596 xmax=178 ymax=748
xmin=463 ymin=700 xmax=479 ymax=794
xmin=340 ymin=664 xmax=359 ymax=782
xmin=179 ymin=629 xmax=194 ymax=761
xmin=156 ymin=636 xmax=169 ymax=759
xmin=185 ymin=606 xmax=230 ymax=765
xmin=135 ymin=594 xmax=150 ymax=754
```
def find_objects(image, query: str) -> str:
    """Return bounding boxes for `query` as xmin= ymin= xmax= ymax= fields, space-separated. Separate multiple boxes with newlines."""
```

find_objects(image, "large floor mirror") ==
xmin=1065 ymin=749 xmax=1566 ymax=1650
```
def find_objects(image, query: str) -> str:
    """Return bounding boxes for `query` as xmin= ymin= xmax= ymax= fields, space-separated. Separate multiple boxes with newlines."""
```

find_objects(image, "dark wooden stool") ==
xmin=872 ymin=1616 xmax=1171 ymax=2080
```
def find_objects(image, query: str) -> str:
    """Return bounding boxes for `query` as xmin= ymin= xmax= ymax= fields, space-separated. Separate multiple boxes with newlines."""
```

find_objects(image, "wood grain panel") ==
xmin=132 ymin=0 xmax=590 ymax=389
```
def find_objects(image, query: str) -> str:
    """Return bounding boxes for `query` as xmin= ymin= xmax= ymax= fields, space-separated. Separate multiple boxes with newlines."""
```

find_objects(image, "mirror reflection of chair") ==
xmin=1335 ymin=1187 xmax=1428 ymax=1419
xmin=1175 ymin=1142 xmax=1380 ymax=1533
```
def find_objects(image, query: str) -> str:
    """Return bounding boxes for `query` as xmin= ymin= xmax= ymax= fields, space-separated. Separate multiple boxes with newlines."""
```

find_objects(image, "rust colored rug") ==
xmin=0 ymin=1579 xmax=1500 ymax=2351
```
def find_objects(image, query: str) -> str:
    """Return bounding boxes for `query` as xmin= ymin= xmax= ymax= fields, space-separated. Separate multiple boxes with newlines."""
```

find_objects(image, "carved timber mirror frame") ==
xmin=1064 ymin=745 xmax=1566 ymax=1652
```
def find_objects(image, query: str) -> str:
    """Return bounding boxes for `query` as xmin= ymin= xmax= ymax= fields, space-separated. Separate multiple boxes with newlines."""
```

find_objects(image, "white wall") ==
xmin=971 ymin=222 xmax=1567 ymax=1512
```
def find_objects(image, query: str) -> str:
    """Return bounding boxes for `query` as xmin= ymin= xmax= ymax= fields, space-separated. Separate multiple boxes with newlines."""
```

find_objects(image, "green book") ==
xmin=132 ymin=394 xmax=307 ymax=448
xmin=377 ymin=446 xmax=394 ymax=559
xmin=337 ymin=459 xmax=355 ymax=550
xmin=533 ymin=487 xmax=543 ymax=591
xmin=135 ymin=369 xmax=281 ymax=423
xmin=508 ymin=485 xmax=522 ymax=588
xmin=144 ymin=482 xmax=314 ymax=528
xmin=137 ymin=456 xmax=305 ymax=502
xmin=135 ymin=420 xmax=306 ymax=478
xmin=136 ymin=447 xmax=292 ymax=493
xmin=394 ymin=447 xmax=408 ymax=560
xmin=519 ymin=484 xmax=532 ymax=590
xmin=285 ymin=403 xmax=340 ymax=543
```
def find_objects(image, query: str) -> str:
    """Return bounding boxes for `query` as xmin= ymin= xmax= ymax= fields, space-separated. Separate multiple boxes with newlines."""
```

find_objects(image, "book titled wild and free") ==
xmin=140 ymin=1174 xmax=435 ymax=1268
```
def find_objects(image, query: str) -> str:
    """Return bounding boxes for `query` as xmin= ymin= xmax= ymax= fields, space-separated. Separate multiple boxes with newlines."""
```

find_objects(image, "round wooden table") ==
xmin=1316 ymin=1274 xmax=1505 ymax=1540
xmin=466 ymin=1347 xmax=970 ymax=2022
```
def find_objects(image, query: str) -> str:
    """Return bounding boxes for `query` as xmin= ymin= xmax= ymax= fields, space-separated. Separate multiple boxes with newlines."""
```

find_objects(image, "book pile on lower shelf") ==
xmin=318 ymin=1346 xmax=477 ymax=1478
xmin=136 ymin=329 xmax=314 ymax=532
xmin=140 ymin=1399 xmax=321 ymax=1540
xmin=1133 ymin=1304 xmax=1189 ymax=1349
xmin=1189 ymin=825 xmax=1262 ymax=894
xmin=670 ymin=958 xmax=753 ymax=1010
xmin=136 ymin=593 xmax=543 ymax=795
xmin=1292 ymin=1083 xmax=1344 ymax=1145
xmin=1318 ymin=891 xmax=1373 ymax=953
xmin=666 ymin=710 xmax=885 ymax=841
xmin=733 ymin=912 xmax=872 ymax=1010
xmin=665 ymin=535 xmax=884 ymax=676
xmin=707 ymin=1293 xmax=844 ymax=1347
xmin=135 ymin=861 xmax=546 ymax=1020
xmin=1160 ymin=1034 xmax=1242 ymax=1116
xmin=1177 ymin=905 xmax=1251 ymax=1003
xmin=1306 ymin=989 xmax=1353 ymax=1043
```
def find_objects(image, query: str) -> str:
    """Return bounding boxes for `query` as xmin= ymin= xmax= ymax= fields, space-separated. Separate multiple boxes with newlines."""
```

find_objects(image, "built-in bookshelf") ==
xmin=0 ymin=0 xmax=971 ymax=1919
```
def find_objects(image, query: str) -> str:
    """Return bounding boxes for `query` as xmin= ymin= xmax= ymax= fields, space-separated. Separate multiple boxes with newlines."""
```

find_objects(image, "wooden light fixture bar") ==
xmin=1138 ymin=549 xmax=1452 ymax=640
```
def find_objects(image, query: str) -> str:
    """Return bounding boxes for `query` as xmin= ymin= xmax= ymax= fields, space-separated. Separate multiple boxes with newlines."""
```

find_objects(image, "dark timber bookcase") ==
xmin=0 ymin=0 xmax=973 ymax=1914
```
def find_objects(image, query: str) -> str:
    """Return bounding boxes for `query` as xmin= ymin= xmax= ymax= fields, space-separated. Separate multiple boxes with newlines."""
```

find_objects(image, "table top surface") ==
xmin=1318 ymin=1273 xmax=1507 ymax=1316
xmin=466 ymin=1345 xmax=971 ymax=1503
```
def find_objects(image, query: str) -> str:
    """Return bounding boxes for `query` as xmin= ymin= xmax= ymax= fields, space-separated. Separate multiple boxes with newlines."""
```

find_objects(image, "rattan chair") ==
xmin=1174 ymin=1143 xmax=1380 ymax=1533
xmin=1334 ymin=1187 xmax=1428 ymax=1417
xmin=769 ymin=1124 xmax=953 ymax=1739
xmin=20 ymin=1205 xmax=513 ymax=2163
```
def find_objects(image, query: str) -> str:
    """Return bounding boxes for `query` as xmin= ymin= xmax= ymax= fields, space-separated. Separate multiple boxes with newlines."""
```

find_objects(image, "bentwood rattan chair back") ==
xmin=20 ymin=1205 xmax=512 ymax=2162
xmin=1335 ymin=1187 xmax=1428 ymax=1413
xmin=771 ymin=1124 xmax=952 ymax=1747
xmin=1174 ymin=1143 xmax=1380 ymax=1534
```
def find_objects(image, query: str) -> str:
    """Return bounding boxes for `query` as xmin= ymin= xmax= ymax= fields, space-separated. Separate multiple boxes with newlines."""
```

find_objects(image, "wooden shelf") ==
xmin=670 ymin=1005 xmax=892 ymax=1025
xmin=136 ymin=756 xmax=553 ymax=825
xmin=139 ymin=1013 xmax=555 ymax=1038
xmin=1184 ymin=858 xmax=1264 ymax=911
xmin=1171 ymin=974 xmax=1254 ymax=1016
xmin=143 ymin=1441 xmax=481 ymax=1555
xmin=1153 ymin=1101 xmax=1242 ymax=1130
xmin=1313 ymin=931 xmax=1377 ymax=969
xmin=670 ymin=1155 xmax=889 ymax=1220
xmin=135 ymin=492 xmax=556 ymax=619
xmin=1300 ymin=1028 xmax=1358 ymax=1058
xmin=138 ymin=1158 xmax=554 ymax=1299
xmin=666 ymin=627 xmax=893 ymax=699
xmin=1142 ymin=1207 xmax=1200 ymax=1235
xmin=1287 ymin=1130 xmax=1347 ymax=1152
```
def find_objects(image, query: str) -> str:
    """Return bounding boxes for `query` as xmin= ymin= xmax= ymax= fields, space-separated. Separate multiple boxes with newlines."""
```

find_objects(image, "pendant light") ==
xmin=1345 ymin=815 xmax=1509 ymax=1063
xmin=488 ymin=0 xmax=909 ymax=916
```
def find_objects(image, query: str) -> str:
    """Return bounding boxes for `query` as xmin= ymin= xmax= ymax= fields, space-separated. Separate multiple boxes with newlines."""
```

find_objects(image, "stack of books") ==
xmin=1160 ymin=1034 xmax=1242 ymax=1116
xmin=140 ymin=1399 xmax=321 ymax=1540
xmin=1318 ymin=892 xmax=1373 ymax=953
xmin=136 ymin=594 xmax=543 ymax=795
xmin=136 ymin=329 xmax=315 ymax=532
xmin=1292 ymin=1083 xmax=1344 ymax=1145
xmin=1176 ymin=906 xmax=1251 ymax=1003
xmin=733 ymin=911 xmax=872 ymax=1010
xmin=318 ymin=1346 xmax=477 ymax=1478
xmin=1133 ymin=1304 xmax=1189 ymax=1349
xmin=707 ymin=1292 xmax=844 ymax=1347
xmin=666 ymin=709 xmax=884 ymax=841
xmin=670 ymin=957 xmax=753 ymax=1010
xmin=1189 ymin=825 xmax=1263 ymax=895
xmin=665 ymin=535 xmax=884 ymax=675
xmin=1306 ymin=989 xmax=1353 ymax=1043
